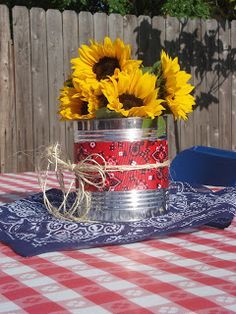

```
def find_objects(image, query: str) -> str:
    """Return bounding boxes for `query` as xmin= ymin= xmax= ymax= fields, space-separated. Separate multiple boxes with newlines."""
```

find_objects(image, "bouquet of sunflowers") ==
xmin=59 ymin=37 xmax=195 ymax=121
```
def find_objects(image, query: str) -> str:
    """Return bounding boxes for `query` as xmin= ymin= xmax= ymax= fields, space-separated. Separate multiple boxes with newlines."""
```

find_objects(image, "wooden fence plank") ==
xmin=46 ymin=9 xmax=66 ymax=151
xmin=94 ymin=12 xmax=108 ymax=42
xmin=30 ymin=8 xmax=49 ymax=160
xmin=138 ymin=15 xmax=152 ymax=66
xmin=192 ymin=19 xmax=204 ymax=147
xmin=63 ymin=10 xmax=78 ymax=79
xmin=78 ymin=11 xmax=94 ymax=45
xmin=0 ymin=5 xmax=16 ymax=173
xmin=207 ymin=19 xmax=219 ymax=148
xmin=63 ymin=10 xmax=79 ymax=160
xmin=198 ymin=20 xmax=209 ymax=147
xmin=218 ymin=20 xmax=232 ymax=149
xmin=191 ymin=19 xmax=211 ymax=148
xmin=179 ymin=18 xmax=196 ymax=151
xmin=232 ymin=20 xmax=236 ymax=151
xmin=13 ymin=6 xmax=33 ymax=172
xmin=6 ymin=28 xmax=16 ymax=172
xmin=151 ymin=16 xmax=165 ymax=61
xmin=198 ymin=19 xmax=219 ymax=147
xmin=165 ymin=16 xmax=180 ymax=160
xmin=108 ymin=13 xmax=124 ymax=40
xmin=123 ymin=15 xmax=138 ymax=59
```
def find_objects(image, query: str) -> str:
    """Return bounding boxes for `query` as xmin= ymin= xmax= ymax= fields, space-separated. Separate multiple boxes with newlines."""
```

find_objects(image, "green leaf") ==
xmin=141 ymin=66 xmax=153 ymax=74
xmin=152 ymin=60 xmax=161 ymax=70
xmin=141 ymin=118 xmax=155 ymax=128
xmin=141 ymin=117 xmax=167 ymax=138
xmin=156 ymin=116 xmax=167 ymax=138
xmin=95 ymin=107 xmax=123 ymax=119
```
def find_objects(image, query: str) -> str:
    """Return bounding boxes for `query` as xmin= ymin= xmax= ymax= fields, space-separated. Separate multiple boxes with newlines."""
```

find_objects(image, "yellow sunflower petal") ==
xmin=71 ymin=37 xmax=142 ymax=93
xmin=161 ymin=50 xmax=195 ymax=119
xmin=100 ymin=69 xmax=165 ymax=118
xmin=58 ymin=80 xmax=102 ymax=120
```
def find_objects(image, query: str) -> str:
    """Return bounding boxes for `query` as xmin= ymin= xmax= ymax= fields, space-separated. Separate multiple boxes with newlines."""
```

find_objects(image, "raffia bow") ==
xmin=37 ymin=143 xmax=169 ymax=222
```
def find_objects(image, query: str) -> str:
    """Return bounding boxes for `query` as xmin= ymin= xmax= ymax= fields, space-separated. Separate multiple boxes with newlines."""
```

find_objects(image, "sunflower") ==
xmin=100 ymin=69 xmax=165 ymax=119
xmin=58 ymin=80 xmax=100 ymax=120
xmin=71 ymin=37 xmax=142 ymax=92
xmin=160 ymin=51 xmax=195 ymax=120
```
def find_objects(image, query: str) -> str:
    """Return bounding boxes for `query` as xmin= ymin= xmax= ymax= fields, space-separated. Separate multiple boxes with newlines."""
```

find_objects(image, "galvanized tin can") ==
xmin=74 ymin=117 xmax=169 ymax=222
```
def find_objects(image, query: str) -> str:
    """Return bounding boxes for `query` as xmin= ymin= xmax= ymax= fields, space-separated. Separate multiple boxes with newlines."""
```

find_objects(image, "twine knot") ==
xmin=38 ymin=143 xmax=169 ymax=222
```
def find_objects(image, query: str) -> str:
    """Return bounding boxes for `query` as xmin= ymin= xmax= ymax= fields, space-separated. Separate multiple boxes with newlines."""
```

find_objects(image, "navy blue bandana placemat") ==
xmin=0 ymin=182 xmax=235 ymax=257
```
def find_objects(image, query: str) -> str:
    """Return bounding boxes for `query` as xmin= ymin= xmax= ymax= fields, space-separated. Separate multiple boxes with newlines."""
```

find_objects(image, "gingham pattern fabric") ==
xmin=0 ymin=172 xmax=236 ymax=314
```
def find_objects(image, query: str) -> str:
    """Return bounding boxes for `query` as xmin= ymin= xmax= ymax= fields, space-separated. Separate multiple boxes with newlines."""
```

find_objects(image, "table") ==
xmin=0 ymin=172 xmax=236 ymax=314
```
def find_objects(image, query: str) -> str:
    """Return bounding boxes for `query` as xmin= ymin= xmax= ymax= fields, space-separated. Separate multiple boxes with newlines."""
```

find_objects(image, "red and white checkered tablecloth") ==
xmin=0 ymin=172 xmax=235 ymax=314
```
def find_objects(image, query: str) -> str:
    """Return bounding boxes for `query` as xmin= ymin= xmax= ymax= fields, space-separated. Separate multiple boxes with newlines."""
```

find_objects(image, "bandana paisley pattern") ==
xmin=0 ymin=182 xmax=235 ymax=257
xmin=74 ymin=140 xmax=169 ymax=191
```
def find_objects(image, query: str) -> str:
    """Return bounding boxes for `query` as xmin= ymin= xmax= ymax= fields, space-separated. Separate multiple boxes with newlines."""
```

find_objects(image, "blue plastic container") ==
xmin=170 ymin=146 xmax=236 ymax=187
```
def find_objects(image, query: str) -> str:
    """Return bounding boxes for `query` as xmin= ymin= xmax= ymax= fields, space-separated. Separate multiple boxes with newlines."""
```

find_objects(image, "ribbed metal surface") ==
xmin=77 ymin=117 xmax=150 ymax=130
xmin=75 ymin=129 xmax=160 ymax=142
xmin=86 ymin=188 xmax=168 ymax=222
xmin=75 ymin=117 xmax=167 ymax=142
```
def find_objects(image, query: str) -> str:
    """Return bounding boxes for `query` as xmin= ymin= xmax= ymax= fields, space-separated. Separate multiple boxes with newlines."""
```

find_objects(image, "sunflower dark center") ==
xmin=97 ymin=94 xmax=109 ymax=107
xmin=80 ymin=102 xmax=89 ymax=115
xmin=119 ymin=93 xmax=143 ymax=110
xmin=159 ymin=78 xmax=167 ymax=98
xmin=93 ymin=57 xmax=120 ymax=81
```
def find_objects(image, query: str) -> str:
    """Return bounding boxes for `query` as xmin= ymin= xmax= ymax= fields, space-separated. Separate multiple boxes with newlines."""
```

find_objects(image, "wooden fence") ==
xmin=0 ymin=5 xmax=235 ymax=173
